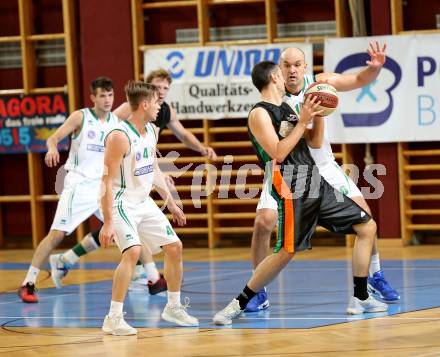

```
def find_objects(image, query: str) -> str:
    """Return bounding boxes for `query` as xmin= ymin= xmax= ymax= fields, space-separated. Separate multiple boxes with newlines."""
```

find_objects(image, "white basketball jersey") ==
xmin=64 ymin=108 xmax=119 ymax=179
xmin=111 ymin=120 xmax=157 ymax=205
xmin=283 ymin=74 xmax=335 ymax=166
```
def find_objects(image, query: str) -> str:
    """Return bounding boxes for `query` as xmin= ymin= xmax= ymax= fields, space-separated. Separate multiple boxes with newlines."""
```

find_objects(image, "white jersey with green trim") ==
xmin=64 ymin=108 xmax=119 ymax=179
xmin=111 ymin=120 xmax=157 ymax=206
xmin=283 ymin=74 xmax=335 ymax=167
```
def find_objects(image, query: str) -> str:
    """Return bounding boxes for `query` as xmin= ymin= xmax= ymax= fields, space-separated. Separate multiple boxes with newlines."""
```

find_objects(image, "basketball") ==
xmin=303 ymin=82 xmax=339 ymax=116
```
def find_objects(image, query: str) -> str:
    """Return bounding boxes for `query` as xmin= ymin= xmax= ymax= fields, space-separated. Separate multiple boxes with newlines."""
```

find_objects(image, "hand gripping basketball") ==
xmin=303 ymin=82 xmax=339 ymax=117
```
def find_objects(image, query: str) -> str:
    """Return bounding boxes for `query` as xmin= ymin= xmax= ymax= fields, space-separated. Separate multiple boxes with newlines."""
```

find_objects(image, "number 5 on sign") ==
xmin=0 ymin=128 xmax=13 ymax=146
xmin=19 ymin=127 xmax=31 ymax=145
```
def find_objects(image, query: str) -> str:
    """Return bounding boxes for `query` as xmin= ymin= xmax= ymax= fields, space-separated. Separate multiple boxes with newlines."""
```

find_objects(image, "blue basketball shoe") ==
xmin=368 ymin=270 xmax=400 ymax=302
xmin=244 ymin=288 xmax=270 ymax=312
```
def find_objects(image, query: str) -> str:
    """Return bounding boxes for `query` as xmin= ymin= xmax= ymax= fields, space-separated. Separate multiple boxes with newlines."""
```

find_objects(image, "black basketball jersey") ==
xmin=156 ymin=102 xmax=171 ymax=134
xmin=248 ymin=101 xmax=318 ymax=194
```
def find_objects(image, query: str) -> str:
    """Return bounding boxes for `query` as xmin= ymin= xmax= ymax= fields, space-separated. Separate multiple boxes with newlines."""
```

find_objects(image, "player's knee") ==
xmin=163 ymin=240 xmax=182 ymax=258
xmin=366 ymin=219 xmax=377 ymax=235
xmin=122 ymin=245 xmax=141 ymax=264
xmin=355 ymin=219 xmax=377 ymax=238
xmin=278 ymin=248 xmax=294 ymax=262
xmin=48 ymin=230 xmax=66 ymax=245
xmin=254 ymin=210 xmax=277 ymax=235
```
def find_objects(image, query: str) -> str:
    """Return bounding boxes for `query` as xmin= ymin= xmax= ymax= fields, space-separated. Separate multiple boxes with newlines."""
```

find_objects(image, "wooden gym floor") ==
xmin=1 ymin=242 xmax=440 ymax=356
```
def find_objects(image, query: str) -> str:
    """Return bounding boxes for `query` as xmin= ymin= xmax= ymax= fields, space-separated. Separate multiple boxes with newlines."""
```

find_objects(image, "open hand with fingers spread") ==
xmin=366 ymin=41 xmax=386 ymax=69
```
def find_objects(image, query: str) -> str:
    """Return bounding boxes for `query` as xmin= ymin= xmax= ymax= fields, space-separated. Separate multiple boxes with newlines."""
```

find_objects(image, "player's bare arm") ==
xmin=99 ymin=130 xmax=129 ymax=248
xmin=249 ymin=97 xmax=320 ymax=163
xmin=152 ymin=155 xmax=186 ymax=226
xmin=113 ymin=101 xmax=131 ymax=121
xmin=167 ymin=106 xmax=217 ymax=160
xmin=317 ymin=41 xmax=386 ymax=92
xmin=45 ymin=110 xmax=84 ymax=168
xmin=305 ymin=115 xmax=325 ymax=149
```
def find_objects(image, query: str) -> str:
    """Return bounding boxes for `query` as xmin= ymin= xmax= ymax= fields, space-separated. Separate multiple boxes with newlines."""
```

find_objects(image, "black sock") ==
xmin=236 ymin=285 xmax=257 ymax=310
xmin=353 ymin=276 xmax=369 ymax=300
xmin=92 ymin=228 xmax=101 ymax=246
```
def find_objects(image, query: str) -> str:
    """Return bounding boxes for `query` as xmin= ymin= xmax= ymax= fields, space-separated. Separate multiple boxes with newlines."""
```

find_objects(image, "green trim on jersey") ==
xmin=89 ymin=108 xmax=112 ymax=122
xmin=71 ymin=110 xmax=85 ymax=140
xmin=150 ymin=123 xmax=158 ymax=143
xmin=115 ymin=165 xmax=126 ymax=201
xmin=89 ymin=108 xmax=99 ymax=120
xmin=249 ymin=132 xmax=271 ymax=166
xmin=286 ymin=74 xmax=316 ymax=115
xmin=105 ymin=128 xmax=132 ymax=157
xmin=124 ymin=120 xmax=141 ymax=138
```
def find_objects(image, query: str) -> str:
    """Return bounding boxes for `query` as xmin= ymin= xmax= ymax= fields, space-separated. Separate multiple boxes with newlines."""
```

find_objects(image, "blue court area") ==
xmin=1 ymin=260 xmax=440 ymax=329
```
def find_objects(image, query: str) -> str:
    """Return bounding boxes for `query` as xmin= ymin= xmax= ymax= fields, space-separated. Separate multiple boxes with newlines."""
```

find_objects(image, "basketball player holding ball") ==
xmin=245 ymin=41 xmax=400 ymax=313
xmin=213 ymin=61 xmax=388 ymax=325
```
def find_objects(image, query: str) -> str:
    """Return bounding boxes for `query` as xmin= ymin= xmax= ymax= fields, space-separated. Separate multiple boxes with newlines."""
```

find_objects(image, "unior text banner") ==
xmin=324 ymin=34 xmax=440 ymax=143
xmin=144 ymin=43 xmax=313 ymax=119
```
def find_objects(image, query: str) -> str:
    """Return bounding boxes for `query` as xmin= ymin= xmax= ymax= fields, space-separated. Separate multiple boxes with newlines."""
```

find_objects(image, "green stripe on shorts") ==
xmin=272 ymin=189 xmax=285 ymax=253
xmin=118 ymin=201 xmax=134 ymax=231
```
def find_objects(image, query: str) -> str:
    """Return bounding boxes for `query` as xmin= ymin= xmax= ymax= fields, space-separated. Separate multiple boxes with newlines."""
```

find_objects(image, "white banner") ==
xmin=144 ymin=43 xmax=313 ymax=119
xmin=324 ymin=34 xmax=440 ymax=143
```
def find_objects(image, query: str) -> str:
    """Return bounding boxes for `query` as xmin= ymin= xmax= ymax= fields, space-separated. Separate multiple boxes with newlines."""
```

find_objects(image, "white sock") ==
xmin=23 ymin=266 xmax=40 ymax=285
xmin=109 ymin=300 xmax=123 ymax=317
xmin=369 ymin=254 xmax=381 ymax=276
xmin=61 ymin=249 xmax=80 ymax=266
xmin=167 ymin=291 xmax=180 ymax=307
xmin=81 ymin=233 xmax=100 ymax=252
xmin=144 ymin=262 xmax=160 ymax=283
xmin=62 ymin=233 xmax=99 ymax=266
xmin=134 ymin=264 xmax=144 ymax=277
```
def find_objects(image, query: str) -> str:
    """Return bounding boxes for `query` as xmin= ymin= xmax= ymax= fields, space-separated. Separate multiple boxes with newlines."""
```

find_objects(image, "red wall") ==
xmin=403 ymin=0 xmax=440 ymax=30
xmin=368 ymin=0 xmax=400 ymax=238
xmin=0 ymin=0 xmax=134 ymax=246
xmin=78 ymin=0 xmax=134 ymax=107
xmin=1 ymin=0 xmax=438 ymax=245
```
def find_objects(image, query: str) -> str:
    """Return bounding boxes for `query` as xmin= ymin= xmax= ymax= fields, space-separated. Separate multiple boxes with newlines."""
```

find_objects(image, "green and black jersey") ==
xmin=248 ymin=101 xmax=318 ymax=193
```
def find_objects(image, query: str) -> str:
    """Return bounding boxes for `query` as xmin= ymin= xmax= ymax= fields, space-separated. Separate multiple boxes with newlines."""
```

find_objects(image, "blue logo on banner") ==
xmin=165 ymin=48 xmax=283 ymax=79
xmin=334 ymin=53 xmax=401 ymax=127
xmin=194 ymin=48 xmax=281 ymax=77
xmin=166 ymin=51 xmax=185 ymax=79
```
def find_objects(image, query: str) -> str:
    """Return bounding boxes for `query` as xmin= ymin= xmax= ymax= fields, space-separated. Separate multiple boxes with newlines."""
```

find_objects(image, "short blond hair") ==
xmin=145 ymin=68 xmax=172 ymax=84
xmin=124 ymin=80 xmax=158 ymax=111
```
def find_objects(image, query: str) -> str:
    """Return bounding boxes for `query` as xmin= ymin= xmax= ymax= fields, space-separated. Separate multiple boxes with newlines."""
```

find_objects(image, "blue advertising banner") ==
xmin=0 ymin=93 xmax=69 ymax=153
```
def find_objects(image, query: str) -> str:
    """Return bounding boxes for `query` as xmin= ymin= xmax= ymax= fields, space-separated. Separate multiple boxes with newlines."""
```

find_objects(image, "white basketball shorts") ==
xmin=112 ymin=196 xmax=180 ymax=254
xmin=51 ymin=172 xmax=102 ymax=235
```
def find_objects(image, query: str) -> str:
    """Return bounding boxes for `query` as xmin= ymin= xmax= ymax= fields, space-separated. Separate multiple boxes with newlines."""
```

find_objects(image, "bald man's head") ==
xmin=279 ymin=47 xmax=307 ymax=93
xmin=280 ymin=47 xmax=305 ymax=64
